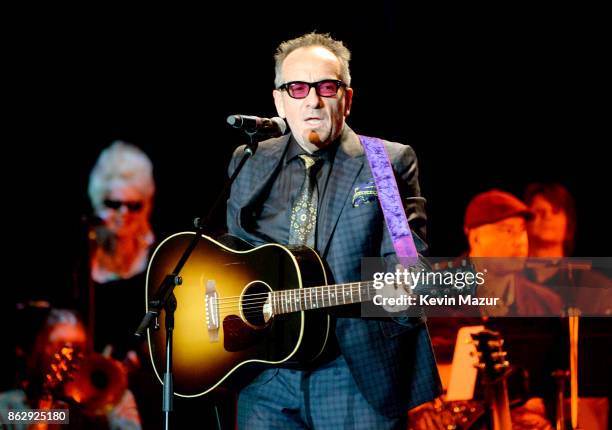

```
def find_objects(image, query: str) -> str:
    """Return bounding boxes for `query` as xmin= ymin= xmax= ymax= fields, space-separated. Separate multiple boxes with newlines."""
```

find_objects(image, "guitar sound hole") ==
xmin=240 ymin=281 xmax=271 ymax=328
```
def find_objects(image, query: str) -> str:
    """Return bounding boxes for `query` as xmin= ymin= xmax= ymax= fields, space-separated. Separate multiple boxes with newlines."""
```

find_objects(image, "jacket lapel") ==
xmin=242 ymin=136 xmax=289 ymax=206
xmin=235 ymin=136 xmax=290 ymax=237
xmin=318 ymin=126 xmax=365 ymax=256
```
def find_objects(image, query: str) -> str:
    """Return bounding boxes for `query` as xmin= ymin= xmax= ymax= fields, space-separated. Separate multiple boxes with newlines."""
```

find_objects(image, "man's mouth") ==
xmin=304 ymin=117 xmax=322 ymax=126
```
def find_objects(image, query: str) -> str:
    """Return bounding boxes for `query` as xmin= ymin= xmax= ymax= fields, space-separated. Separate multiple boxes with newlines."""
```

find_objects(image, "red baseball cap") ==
xmin=464 ymin=189 xmax=534 ymax=230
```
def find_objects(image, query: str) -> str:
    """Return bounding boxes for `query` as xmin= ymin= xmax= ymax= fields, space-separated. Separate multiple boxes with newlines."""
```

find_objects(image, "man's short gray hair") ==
xmin=274 ymin=32 xmax=352 ymax=88
xmin=88 ymin=140 xmax=155 ymax=212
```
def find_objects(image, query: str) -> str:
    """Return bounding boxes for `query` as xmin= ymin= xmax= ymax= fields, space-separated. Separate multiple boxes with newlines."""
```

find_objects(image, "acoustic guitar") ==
xmin=146 ymin=232 xmax=472 ymax=397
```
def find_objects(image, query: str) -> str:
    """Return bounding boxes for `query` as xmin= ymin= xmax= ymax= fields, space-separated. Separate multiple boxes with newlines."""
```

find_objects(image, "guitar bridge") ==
xmin=205 ymin=280 xmax=219 ymax=342
xmin=263 ymin=293 xmax=273 ymax=323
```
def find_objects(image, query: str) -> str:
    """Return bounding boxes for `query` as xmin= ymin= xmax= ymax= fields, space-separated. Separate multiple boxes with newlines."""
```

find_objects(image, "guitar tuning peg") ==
xmin=491 ymin=351 xmax=508 ymax=359
xmin=493 ymin=362 xmax=510 ymax=371
xmin=474 ymin=363 xmax=486 ymax=370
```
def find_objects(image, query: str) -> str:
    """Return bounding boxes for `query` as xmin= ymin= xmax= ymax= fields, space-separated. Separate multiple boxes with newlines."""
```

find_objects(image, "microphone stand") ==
xmin=134 ymin=130 xmax=264 ymax=430
xmin=567 ymin=266 xmax=580 ymax=430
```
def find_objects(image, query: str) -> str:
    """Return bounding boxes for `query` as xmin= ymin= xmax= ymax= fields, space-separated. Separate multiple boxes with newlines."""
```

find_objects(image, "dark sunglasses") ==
xmin=103 ymin=199 xmax=144 ymax=212
xmin=277 ymin=79 xmax=346 ymax=99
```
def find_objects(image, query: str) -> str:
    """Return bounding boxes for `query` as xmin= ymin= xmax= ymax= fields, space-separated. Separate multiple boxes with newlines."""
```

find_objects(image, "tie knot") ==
xmin=299 ymin=154 xmax=321 ymax=170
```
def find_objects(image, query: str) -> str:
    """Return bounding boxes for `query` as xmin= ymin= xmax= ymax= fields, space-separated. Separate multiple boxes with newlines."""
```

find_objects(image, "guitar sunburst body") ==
xmin=146 ymin=232 xmax=331 ymax=397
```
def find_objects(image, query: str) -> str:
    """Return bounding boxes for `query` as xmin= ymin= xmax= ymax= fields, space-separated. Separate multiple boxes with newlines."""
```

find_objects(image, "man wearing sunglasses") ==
xmin=227 ymin=33 xmax=439 ymax=429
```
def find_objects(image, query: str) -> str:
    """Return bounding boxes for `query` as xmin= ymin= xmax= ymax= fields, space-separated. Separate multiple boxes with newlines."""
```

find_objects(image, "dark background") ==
xmin=11 ymin=5 xmax=609 ymax=297
xmin=4 ymin=3 xmax=610 ymax=426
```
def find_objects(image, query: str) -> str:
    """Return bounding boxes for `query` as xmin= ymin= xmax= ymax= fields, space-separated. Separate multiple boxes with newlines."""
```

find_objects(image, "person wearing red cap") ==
xmin=416 ymin=191 xmax=559 ymax=427
xmin=465 ymin=190 xmax=563 ymax=428
xmin=464 ymin=189 xmax=562 ymax=316
xmin=465 ymin=189 xmax=533 ymax=259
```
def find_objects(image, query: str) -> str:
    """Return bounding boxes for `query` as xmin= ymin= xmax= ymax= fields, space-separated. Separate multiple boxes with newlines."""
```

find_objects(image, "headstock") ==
xmin=471 ymin=329 xmax=510 ymax=382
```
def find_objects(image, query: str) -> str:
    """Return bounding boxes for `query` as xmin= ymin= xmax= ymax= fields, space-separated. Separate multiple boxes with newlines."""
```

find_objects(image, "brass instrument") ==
xmin=63 ymin=352 xmax=128 ymax=416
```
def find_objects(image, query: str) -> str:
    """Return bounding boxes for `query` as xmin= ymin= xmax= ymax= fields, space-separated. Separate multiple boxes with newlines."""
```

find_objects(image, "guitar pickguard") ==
xmin=222 ymin=316 xmax=269 ymax=352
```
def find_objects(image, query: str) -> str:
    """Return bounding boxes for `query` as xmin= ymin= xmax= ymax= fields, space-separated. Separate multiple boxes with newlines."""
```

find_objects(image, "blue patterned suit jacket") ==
xmin=226 ymin=126 xmax=441 ymax=417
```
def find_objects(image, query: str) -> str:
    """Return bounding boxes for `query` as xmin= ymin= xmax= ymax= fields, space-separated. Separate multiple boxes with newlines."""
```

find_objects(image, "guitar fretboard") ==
xmin=270 ymin=281 xmax=377 ymax=315
xmin=268 ymin=258 xmax=473 ymax=315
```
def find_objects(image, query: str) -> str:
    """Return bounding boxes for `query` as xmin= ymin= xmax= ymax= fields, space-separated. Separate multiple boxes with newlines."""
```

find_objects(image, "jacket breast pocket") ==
xmin=343 ymin=199 xmax=381 ymax=224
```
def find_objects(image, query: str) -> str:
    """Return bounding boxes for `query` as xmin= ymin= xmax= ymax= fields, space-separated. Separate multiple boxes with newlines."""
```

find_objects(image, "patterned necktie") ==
xmin=288 ymin=154 xmax=321 ymax=247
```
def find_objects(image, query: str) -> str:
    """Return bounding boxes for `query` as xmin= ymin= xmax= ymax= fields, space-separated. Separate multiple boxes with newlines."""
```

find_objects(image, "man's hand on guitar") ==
xmin=378 ymin=264 xmax=415 ymax=313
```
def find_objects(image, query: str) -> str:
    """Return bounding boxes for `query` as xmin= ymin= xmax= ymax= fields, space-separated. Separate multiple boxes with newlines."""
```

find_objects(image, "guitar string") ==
xmin=217 ymin=293 xmax=358 ymax=319
xmin=163 ymin=285 xmax=372 ymax=320
xmin=158 ymin=269 xmax=460 ymax=315
xmin=214 ymin=281 xmax=374 ymax=301
xmin=216 ymin=285 xmax=377 ymax=309
xmin=215 ymin=292 xmax=372 ymax=310
xmin=214 ymin=285 xmax=376 ymax=313
xmin=159 ymin=283 xmax=381 ymax=318
xmin=189 ymin=284 xmax=377 ymax=320
xmin=214 ymin=284 xmax=375 ymax=308
xmin=216 ymin=294 xmax=373 ymax=316
xmin=214 ymin=281 xmax=375 ymax=303
xmin=215 ymin=281 xmax=432 ymax=314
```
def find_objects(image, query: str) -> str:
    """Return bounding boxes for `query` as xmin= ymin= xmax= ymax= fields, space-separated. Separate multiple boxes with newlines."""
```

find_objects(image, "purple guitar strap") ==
xmin=359 ymin=135 xmax=418 ymax=267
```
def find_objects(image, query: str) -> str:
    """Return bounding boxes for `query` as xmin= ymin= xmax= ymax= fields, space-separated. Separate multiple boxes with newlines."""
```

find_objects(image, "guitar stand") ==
xmin=134 ymin=130 xmax=264 ymax=430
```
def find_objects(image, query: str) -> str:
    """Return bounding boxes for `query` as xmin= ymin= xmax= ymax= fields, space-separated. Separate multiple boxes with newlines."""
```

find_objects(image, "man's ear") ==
xmin=467 ymin=228 xmax=478 ymax=247
xmin=344 ymin=87 xmax=353 ymax=116
xmin=273 ymin=89 xmax=285 ymax=118
xmin=466 ymin=228 xmax=478 ymax=257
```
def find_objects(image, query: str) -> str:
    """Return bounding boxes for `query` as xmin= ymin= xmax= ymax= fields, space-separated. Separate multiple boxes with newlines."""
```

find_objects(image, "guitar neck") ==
xmin=472 ymin=329 xmax=512 ymax=430
xmin=267 ymin=257 xmax=476 ymax=316
xmin=270 ymin=281 xmax=376 ymax=315
xmin=488 ymin=379 xmax=512 ymax=430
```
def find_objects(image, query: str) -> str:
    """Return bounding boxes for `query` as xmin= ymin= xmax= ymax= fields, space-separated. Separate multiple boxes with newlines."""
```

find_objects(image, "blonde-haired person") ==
xmin=86 ymin=141 xmax=160 ymax=429
xmin=88 ymin=140 xmax=155 ymax=282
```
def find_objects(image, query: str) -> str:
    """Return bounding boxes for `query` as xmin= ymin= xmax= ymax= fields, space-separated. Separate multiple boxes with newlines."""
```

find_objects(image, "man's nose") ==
xmin=304 ymin=87 xmax=324 ymax=108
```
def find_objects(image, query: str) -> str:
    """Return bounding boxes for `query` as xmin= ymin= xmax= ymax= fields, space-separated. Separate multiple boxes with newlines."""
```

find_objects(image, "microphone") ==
xmin=226 ymin=115 xmax=287 ymax=137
